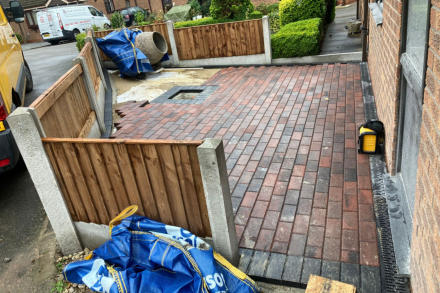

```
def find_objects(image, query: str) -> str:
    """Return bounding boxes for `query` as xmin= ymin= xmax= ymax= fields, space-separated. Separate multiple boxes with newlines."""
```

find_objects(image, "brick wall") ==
xmin=10 ymin=21 xmax=42 ymax=43
xmin=90 ymin=0 xmax=137 ymax=15
xmin=366 ymin=0 xmax=403 ymax=174
xmin=410 ymin=3 xmax=440 ymax=292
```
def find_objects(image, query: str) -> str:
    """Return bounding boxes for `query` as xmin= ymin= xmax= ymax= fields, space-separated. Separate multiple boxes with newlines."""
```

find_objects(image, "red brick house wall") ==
xmin=10 ymin=20 xmax=42 ymax=43
xmin=410 ymin=3 xmax=440 ymax=292
xmin=366 ymin=0 xmax=403 ymax=174
xmin=365 ymin=0 xmax=440 ymax=290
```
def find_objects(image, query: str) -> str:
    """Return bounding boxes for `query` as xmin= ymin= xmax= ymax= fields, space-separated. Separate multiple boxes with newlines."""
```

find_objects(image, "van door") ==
xmin=37 ymin=10 xmax=63 ymax=40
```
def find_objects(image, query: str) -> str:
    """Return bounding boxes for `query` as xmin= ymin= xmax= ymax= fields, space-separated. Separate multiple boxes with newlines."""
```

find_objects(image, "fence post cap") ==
xmin=198 ymin=138 xmax=222 ymax=150
xmin=7 ymin=106 xmax=29 ymax=118
xmin=262 ymin=15 xmax=269 ymax=20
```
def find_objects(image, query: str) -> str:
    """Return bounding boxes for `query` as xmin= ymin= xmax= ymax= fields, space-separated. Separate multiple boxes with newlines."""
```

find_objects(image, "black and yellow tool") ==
xmin=358 ymin=120 xmax=384 ymax=154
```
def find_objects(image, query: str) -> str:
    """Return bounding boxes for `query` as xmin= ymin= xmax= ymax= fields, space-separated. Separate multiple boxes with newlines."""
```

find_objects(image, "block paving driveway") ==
xmin=114 ymin=64 xmax=380 ymax=288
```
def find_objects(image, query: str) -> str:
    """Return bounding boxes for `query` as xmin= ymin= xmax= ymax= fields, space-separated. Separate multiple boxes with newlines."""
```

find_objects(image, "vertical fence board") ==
xmin=74 ymin=143 xmax=110 ymax=224
xmin=156 ymin=145 xmax=189 ymax=230
xmin=126 ymin=144 xmax=160 ymax=220
xmin=86 ymin=143 xmax=120 ymax=219
xmin=112 ymin=144 xmax=146 ymax=216
xmin=62 ymin=142 xmax=100 ymax=223
xmin=141 ymin=144 xmax=174 ymax=225
xmin=44 ymin=143 xmax=78 ymax=221
xmin=100 ymin=143 xmax=130 ymax=210
xmin=174 ymin=145 xmax=205 ymax=235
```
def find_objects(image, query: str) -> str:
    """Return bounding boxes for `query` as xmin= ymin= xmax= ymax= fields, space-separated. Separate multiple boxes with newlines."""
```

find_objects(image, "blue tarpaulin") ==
xmin=63 ymin=206 xmax=259 ymax=293
xmin=96 ymin=28 xmax=169 ymax=77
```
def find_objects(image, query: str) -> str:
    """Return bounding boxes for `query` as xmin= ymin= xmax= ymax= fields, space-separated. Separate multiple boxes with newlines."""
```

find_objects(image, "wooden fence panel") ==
xmin=42 ymin=138 xmax=212 ymax=237
xmin=30 ymin=37 xmax=103 ymax=138
xmin=30 ymin=64 xmax=92 ymax=138
xmin=174 ymin=19 xmax=264 ymax=60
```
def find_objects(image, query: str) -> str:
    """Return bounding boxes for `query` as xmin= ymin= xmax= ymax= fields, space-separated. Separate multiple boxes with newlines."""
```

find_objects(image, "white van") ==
xmin=36 ymin=5 xmax=110 ymax=45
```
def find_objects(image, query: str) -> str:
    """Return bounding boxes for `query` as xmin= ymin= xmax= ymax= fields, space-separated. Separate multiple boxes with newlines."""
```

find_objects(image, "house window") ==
xmin=25 ymin=11 xmax=38 ymax=29
xmin=125 ymin=0 xmax=130 ymax=8
xmin=104 ymin=0 xmax=115 ymax=13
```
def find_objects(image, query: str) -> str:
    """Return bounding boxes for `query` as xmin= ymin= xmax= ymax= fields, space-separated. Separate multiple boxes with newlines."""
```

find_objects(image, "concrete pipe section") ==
xmin=135 ymin=32 xmax=168 ymax=65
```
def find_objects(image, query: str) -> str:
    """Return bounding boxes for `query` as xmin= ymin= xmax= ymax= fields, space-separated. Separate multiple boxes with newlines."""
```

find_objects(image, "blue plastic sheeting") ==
xmin=96 ymin=28 xmax=169 ymax=77
xmin=63 ymin=207 xmax=259 ymax=293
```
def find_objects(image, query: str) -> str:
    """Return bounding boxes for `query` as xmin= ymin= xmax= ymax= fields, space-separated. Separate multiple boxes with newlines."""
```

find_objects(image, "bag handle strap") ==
xmin=109 ymin=205 xmax=138 ymax=236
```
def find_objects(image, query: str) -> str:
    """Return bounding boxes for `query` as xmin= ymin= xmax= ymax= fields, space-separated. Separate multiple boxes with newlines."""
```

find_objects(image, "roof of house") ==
xmin=0 ymin=0 xmax=80 ymax=11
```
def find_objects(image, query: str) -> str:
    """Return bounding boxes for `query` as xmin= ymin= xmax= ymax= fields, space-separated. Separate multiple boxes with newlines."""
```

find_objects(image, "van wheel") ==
xmin=73 ymin=29 xmax=80 ymax=40
xmin=24 ymin=62 xmax=33 ymax=93
xmin=49 ymin=40 xmax=59 ymax=45
xmin=104 ymin=24 xmax=110 ymax=29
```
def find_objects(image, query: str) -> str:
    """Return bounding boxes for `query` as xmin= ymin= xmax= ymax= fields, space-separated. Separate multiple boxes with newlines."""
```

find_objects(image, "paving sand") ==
xmin=111 ymin=68 xmax=220 ymax=104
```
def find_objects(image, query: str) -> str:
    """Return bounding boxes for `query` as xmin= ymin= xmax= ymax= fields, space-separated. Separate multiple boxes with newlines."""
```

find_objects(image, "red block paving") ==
xmin=114 ymin=64 xmax=379 ymax=267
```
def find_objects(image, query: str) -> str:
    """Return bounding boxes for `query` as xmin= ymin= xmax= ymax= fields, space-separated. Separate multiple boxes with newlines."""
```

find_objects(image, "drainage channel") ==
xmin=360 ymin=62 xmax=411 ymax=292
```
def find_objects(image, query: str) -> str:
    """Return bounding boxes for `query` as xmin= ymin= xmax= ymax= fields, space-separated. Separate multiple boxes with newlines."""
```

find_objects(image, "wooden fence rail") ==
xmin=42 ymin=138 xmax=212 ymax=237
xmin=174 ymin=19 xmax=264 ymax=60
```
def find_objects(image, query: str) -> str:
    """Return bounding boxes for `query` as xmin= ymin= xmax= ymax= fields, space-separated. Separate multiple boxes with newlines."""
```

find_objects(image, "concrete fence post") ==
xmin=197 ymin=138 xmax=239 ymax=266
xmin=166 ymin=20 xmax=180 ymax=66
xmin=73 ymin=56 xmax=106 ymax=134
xmin=7 ymin=107 xmax=82 ymax=255
xmin=262 ymin=16 xmax=272 ymax=65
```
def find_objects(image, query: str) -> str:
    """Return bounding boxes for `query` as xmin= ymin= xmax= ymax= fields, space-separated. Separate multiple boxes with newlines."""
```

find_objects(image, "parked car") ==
xmin=0 ymin=1 xmax=33 ymax=174
xmin=120 ymin=7 xmax=149 ymax=27
xmin=36 ymin=5 xmax=110 ymax=45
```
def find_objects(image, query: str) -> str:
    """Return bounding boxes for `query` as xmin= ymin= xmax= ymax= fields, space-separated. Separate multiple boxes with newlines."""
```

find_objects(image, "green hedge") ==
xmin=255 ymin=3 xmax=279 ymax=15
xmin=271 ymin=18 xmax=323 ymax=58
xmin=248 ymin=10 xmax=263 ymax=19
xmin=174 ymin=17 xmax=234 ymax=28
xmin=269 ymin=10 xmax=280 ymax=33
xmin=279 ymin=0 xmax=326 ymax=25
xmin=75 ymin=32 xmax=86 ymax=52
xmin=210 ymin=0 xmax=253 ymax=20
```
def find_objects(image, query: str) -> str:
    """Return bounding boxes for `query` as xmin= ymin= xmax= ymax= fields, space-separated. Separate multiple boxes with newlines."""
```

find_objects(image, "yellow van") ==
xmin=0 ymin=1 xmax=33 ymax=173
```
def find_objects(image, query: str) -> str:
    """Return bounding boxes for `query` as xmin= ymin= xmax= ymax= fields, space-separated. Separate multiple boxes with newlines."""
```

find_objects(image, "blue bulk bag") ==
xmin=63 ymin=206 xmax=259 ymax=293
xmin=96 ymin=28 xmax=168 ymax=77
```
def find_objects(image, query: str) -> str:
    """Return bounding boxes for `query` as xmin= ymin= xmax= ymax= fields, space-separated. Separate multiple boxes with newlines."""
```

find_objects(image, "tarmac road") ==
xmin=0 ymin=41 xmax=78 ymax=291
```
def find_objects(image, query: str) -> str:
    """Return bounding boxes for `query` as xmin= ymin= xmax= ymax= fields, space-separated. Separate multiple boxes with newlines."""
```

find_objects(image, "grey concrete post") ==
xmin=197 ymin=138 xmax=239 ymax=266
xmin=7 ymin=107 xmax=82 ymax=255
xmin=166 ymin=20 xmax=180 ymax=66
xmin=262 ymin=16 xmax=272 ymax=65
xmin=73 ymin=56 xmax=106 ymax=134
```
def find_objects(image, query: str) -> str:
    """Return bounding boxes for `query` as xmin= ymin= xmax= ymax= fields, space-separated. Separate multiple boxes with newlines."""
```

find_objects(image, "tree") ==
xmin=210 ymin=0 xmax=253 ymax=20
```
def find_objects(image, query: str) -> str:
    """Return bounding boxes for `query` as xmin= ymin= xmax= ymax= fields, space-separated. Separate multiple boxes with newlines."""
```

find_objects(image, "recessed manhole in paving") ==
xmin=144 ymin=85 xmax=218 ymax=106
